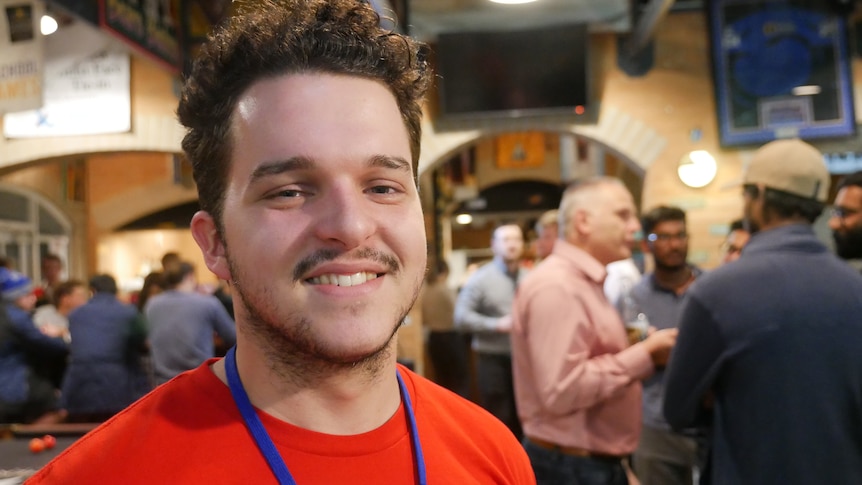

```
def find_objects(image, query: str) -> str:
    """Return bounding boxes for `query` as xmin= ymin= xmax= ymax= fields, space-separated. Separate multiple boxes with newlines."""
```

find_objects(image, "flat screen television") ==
xmin=435 ymin=24 xmax=590 ymax=121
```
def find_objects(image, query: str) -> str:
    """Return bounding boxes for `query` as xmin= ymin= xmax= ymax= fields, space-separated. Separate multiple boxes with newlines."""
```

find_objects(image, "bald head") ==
xmin=559 ymin=177 xmax=641 ymax=265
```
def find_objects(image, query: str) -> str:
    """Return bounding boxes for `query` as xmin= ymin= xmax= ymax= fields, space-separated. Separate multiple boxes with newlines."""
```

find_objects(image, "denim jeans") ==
xmin=524 ymin=438 xmax=629 ymax=485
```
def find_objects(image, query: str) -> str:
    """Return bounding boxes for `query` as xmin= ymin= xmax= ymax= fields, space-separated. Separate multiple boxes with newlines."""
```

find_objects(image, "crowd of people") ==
xmin=4 ymin=0 xmax=860 ymax=483
xmin=0 ymin=252 xmax=236 ymax=426
xmin=424 ymin=149 xmax=862 ymax=485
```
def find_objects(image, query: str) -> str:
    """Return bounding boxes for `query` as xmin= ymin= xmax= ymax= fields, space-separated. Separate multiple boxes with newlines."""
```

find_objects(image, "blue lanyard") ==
xmin=224 ymin=346 xmax=427 ymax=485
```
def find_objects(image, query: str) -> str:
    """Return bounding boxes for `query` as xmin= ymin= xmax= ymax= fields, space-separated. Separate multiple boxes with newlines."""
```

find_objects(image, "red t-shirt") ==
xmin=29 ymin=361 xmax=535 ymax=484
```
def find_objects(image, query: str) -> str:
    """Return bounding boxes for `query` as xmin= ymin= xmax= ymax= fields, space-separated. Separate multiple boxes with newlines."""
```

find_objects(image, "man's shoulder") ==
xmin=406 ymin=368 xmax=517 ymax=441
xmin=29 ymin=364 xmax=233 ymax=482
xmin=403 ymin=369 xmax=535 ymax=482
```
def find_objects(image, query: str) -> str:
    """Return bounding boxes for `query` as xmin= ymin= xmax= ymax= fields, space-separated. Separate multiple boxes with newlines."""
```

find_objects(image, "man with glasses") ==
xmin=720 ymin=219 xmax=757 ymax=264
xmin=626 ymin=206 xmax=704 ymax=485
xmin=664 ymin=139 xmax=862 ymax=485
xmin=829 ymin=170 xmax=862 ymax=262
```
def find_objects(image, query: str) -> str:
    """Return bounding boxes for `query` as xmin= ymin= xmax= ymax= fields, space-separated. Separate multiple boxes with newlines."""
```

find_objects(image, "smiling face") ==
xmin=191 ymin=73 xmax=426 ymax=370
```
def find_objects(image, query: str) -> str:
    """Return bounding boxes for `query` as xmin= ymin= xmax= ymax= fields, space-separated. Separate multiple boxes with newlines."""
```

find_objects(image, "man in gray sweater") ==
xmin=454 ymin=223 xmax=526 ymax=439
xmin=145 ymin=261 xmax=236 ymax=385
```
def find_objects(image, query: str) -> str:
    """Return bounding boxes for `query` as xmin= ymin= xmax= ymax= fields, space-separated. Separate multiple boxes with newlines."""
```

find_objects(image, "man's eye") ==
xmin=369 ymin=186 xmax=397 ymax=195
xmin=276 ymin=189 xmax=302 ymax=198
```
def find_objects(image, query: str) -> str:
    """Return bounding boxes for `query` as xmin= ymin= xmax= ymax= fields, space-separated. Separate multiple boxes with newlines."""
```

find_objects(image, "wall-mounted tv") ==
xmin=435 ymin=24 xmax=590 ymax=121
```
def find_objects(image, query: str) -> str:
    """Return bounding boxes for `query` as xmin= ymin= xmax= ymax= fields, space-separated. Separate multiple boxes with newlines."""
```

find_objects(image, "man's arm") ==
xmin=453 ymin=277 xmax=506 ymax=333
xmin=520 ymin=285 xmax=654 ymax=415
xmin=663 ymin=294 xmax=725 ymax=429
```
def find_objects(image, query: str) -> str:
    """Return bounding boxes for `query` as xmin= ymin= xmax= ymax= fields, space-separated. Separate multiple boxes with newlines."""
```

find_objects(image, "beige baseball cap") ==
xmin=742 ymin=139 xmax=830 ymax=202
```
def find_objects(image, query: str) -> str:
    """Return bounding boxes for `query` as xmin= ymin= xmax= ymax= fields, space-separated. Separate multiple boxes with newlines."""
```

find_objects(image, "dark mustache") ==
xmin=293 ymin=248 xmax=400 ymax=282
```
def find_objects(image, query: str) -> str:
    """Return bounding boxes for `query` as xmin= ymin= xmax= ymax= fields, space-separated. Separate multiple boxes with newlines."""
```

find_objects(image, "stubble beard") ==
xmin=225 ymin=250 xmax=422 ymax=385
xmin=654 ymin=252 xmax=688 ymax=272
xmin=833 ymin=225 xmax=862 ymax=260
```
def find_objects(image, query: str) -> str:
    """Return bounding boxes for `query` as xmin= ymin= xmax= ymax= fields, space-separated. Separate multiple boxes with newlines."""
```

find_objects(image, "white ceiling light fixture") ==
xmin=41 ymin=14 xmax=58 ymax=35
xmin=455 ymin=213 xmax=473 ymax=225
xmin=678 ymin=150 xmax=717 ymax=188
xmin=488 ymin=0 xmax=538 ymax=4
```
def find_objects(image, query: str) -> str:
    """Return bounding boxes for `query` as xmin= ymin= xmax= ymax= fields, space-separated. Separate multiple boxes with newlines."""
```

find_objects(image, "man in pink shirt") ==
xmin=511 ymin=177 xmax=678 ymax=484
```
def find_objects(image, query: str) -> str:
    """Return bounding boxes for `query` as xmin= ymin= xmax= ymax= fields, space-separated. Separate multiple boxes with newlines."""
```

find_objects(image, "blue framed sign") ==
xmin=710 ymin=0 xmax=856 ymax=147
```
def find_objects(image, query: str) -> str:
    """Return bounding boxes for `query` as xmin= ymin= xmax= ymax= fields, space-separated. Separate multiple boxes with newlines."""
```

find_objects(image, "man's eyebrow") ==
xmin=369 ymin=155 xmax=412 ymax=173
xmin=249 ymin=155 xmax=412 ymax=184
xmin=249 ymin=157 xmax=314 ymax=183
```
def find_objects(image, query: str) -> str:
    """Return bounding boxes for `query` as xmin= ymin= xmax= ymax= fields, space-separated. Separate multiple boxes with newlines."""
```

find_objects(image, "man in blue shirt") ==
xmin=628 ymin=205 xmax=703 ymax=485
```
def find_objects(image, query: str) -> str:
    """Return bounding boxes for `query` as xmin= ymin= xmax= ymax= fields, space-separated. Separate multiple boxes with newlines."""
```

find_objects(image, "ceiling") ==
xmin=404 ymin=0 xmax=632 ymax=41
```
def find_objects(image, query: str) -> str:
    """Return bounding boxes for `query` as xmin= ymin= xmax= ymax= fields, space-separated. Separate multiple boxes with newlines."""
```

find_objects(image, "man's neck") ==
xmin=653 ymin=265 xmax=694 ymax=296
xmin=496 ymin=256 xmax=520 ymax=275
xmin=210 ymin=335 xmax=402 ymax=436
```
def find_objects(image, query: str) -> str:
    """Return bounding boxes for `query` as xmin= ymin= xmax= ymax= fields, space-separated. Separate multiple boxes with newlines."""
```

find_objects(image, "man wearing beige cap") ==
xmin=663 ymin=139 xmax=862 ymax=485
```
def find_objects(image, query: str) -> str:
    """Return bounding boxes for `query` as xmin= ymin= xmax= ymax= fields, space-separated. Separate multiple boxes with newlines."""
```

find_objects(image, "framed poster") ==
xmin=709 ymin=0 xmax=855 ymax=146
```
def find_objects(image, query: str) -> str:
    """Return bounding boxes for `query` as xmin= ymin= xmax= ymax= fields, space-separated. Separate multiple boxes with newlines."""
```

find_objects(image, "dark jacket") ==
xmin=0 ymin=303 xmax=67 ymax=407
xmin=664 ymin=224 xmax=862 ymax=485
xmin=61 ymin=293 xmax=149 ymax=415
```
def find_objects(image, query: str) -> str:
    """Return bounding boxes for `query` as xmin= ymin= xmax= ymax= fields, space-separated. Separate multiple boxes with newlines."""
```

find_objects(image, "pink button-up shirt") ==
xmin=511 ymin=240 xmax=655 ymax=455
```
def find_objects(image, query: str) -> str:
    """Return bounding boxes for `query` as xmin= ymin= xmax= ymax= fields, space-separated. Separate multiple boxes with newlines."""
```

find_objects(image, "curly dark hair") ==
xmin=177 ymin=0 xmax=431 ymax=234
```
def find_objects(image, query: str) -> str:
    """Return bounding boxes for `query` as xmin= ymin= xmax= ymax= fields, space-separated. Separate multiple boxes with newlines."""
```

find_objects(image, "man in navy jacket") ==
xmin=663 ymin=139 xmax=862 ymax=485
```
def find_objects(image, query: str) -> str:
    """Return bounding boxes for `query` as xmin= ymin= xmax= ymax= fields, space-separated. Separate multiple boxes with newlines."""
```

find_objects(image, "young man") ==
xmin=30 ymin=1 xmax=534 ymax=483
xmin=629 ymin=206 xmax=703 ymax=485
xmin=664 ymin=139 xmax=862 ymax=484
xmin=511 ymin=177 xmax=677 ymax=485
xmin=829 ymin=170 xmax=862 ymax=261
xmin=144 ymin=261 xmax=236 ymax=385
xmin=454 ymin=222 xmax=527 ymax=439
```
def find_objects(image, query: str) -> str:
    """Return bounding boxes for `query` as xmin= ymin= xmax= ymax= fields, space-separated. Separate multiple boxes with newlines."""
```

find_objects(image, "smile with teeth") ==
xmin=307 ymin=272 xmax=380 ymax=287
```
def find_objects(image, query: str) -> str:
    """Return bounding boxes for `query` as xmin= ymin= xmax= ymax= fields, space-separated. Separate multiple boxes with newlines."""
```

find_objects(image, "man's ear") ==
xmin=572 ymin=208 xmax=591 ymax=238
xmin=190 ymin=211 xmax=231 ymax=281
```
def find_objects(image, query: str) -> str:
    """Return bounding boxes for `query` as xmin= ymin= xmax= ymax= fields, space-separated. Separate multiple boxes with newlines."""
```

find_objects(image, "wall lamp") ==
xmin=678 ymin=150 xmax=717 ymax=188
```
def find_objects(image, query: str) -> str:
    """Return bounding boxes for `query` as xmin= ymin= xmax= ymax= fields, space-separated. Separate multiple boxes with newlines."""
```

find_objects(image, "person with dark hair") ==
xmin=160 ymin=251 xmax=181 ymax=273
xmin=31 ymin=279 xmax=89 ymax=390
xmin=60 ymin=274 xmax=149 ymax=422
xmin=664 ymin=139 xmax=862 ymax=484
xmin=720 ymin=219 xmax=756 ymax=264
xmin=829 ymin=170 xmax=862 ymax=262
xmin=36 ymin=253 xmax=64 ymax=307
xmin=420 ymin=259 xmax=469 ymax=397
xmin=30 ymin=1 xmax=534 ymax=483
xmin=627 ymin=205 xmax=704 ymax=485
xmin=144 ymin=261 xmax=236 ymax=385
xmin=135 ymin=271 xmax=166 ymax=313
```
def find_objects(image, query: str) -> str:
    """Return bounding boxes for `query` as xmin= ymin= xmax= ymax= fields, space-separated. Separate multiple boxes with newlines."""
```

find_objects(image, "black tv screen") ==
xmin=436 ymin=24 xmax=589 ymax=119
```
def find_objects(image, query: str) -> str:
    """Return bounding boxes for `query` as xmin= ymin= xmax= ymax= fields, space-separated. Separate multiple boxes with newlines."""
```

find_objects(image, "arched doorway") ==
xmin=0 ymin=183 xmax=71 ymax=281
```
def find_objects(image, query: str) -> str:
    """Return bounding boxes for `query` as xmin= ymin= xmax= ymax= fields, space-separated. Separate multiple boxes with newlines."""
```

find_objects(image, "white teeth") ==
xmin=309 ymin=272 xmax=378 ymax=287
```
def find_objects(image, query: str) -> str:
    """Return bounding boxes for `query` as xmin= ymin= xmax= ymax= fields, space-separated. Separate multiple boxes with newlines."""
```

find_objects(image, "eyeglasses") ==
xmin=831 ymin=206 xmax=860 ymax=220
xmin=647 ymin=232 xmax=688 ymax=243
xmin=720 ymin=241 xmax=744 ymax=255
